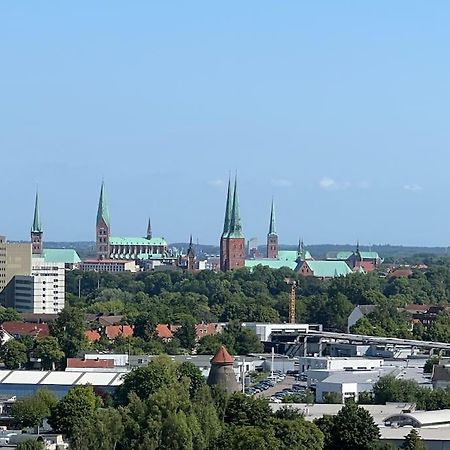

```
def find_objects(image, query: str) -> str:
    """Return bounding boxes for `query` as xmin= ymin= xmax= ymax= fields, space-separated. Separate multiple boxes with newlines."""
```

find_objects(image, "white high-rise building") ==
xmin=30 ymin=258 xmax=65 ymax=313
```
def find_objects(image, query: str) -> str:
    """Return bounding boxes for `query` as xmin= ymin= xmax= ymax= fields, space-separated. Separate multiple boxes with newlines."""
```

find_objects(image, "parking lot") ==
xmin=256 ymin=375 xmax=296 ymax=398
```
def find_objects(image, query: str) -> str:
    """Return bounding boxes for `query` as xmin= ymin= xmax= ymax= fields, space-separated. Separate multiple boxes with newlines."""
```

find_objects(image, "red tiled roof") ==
xmin=195 ymin=323 xmax=221 ymax=340
xmin=105 ymin=325 xmax=133 ymax=340
xmin=156 ymin=324 xmax=174 ymax=339
xmin=404 ymin=304 xmax=431 ymax=313
xmin=67 ymin=358 xmax=114 ymax=369
xmin=389 ymin=269 xmax=413 ymax=278
xmin=85 ymin=330 xmax=101 ymax=342
xmin=2 ymin=322 xmax=49 ymax=338
xmin=211 ymin=345 xmax=234 ymax=365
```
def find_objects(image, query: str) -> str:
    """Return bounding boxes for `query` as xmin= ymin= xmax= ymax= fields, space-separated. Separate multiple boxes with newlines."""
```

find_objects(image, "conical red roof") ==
xmin=210 ymin=345 xmax=234 ymax=365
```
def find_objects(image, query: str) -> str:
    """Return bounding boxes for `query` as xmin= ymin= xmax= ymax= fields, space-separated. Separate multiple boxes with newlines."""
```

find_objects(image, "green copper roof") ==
xmin=228 ymin=176 xmax=244 ymax=239
xmin=268 ymin=199 xmax=277 ymax=235
xmin=43 ymin=248 xmax=81 ymax=264
xmin=31 ymin=192 xmax=42 ymax=233
xmin=278 ymin=250 xmax=313 ymax=262
xmin=360 ymin=251 xmax=380 ymax=259
xmin=335 ymin=251 xmax=354 ymax=260
xmin=298 ymin=260 xmax=352 ymax=278
xmin=222 ymin=177 xmax=232 ymax=237
xmin=245 ymin=259 xmax=297 ymax=271
xmin=109 ymin=236 xmax=168 ymax=246
xmin=97 ymin=181 xmax=111 ymax=228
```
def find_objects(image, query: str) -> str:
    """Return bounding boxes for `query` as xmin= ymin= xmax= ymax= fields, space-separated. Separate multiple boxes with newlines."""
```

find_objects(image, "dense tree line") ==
xmin=66 ymin=263 xmax=450 ymax=336
xmin=10 ymin=363 xmax=428 ymax=450
xmin=361 ymin=375 xmax=450 ymax=411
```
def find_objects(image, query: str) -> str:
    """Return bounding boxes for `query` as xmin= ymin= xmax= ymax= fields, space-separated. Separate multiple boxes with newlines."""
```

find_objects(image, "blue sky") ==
xmin=1 ymin=1 xmax=450 ymax=246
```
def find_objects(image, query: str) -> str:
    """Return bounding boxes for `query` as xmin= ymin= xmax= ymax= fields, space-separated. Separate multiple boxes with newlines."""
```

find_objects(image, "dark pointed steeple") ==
xmin=187 ymin=234 xmax=195 ymax=257
xmin=147 ymin=217 xmax=152 ymax=240
xmin=228 ymin=176 xmax=243 ymax=238
xmin=97 ymin=180 xmax=110 ymax=228
xmin=268 ymin=198 xmax=277 ymax=235
xmin=31 ymin=191 xmax=42 ymax=233
xmin=222 ymin=176 xmax=232 ymax=237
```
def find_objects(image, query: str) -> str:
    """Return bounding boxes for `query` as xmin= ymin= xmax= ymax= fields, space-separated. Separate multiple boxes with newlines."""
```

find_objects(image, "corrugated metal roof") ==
xmin=0 ymin=370 xmax=125 ymax=387
xmin=42 ymin=372 xmax=83 ymax=385
xmin=75 ymin=372 xmax=118 ymax=386
xmin=2 ymin=371 xmax=48 ymax=384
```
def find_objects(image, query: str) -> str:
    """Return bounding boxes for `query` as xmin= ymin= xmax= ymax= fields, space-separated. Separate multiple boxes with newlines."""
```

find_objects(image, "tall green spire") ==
xmin=222 ymin=176 xmax=232 ymax=237
xmin=268 ymin=199 xmax=277 ymax=235
xmin=31 ymin=191 xmax=42 ymax=233
xmin=97 ymin=181 xmax=111 ymax=228
xmin=228 ymin=175 xmax=243 ymax=238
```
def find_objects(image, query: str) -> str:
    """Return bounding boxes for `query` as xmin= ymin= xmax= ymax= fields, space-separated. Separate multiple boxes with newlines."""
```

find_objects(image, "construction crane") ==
xmin=284 ymin=278 xmax=297 ymax=324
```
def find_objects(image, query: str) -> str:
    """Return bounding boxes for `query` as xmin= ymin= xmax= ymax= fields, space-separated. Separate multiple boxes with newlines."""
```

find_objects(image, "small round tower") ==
xmin=207 ymin=345 xmax=240 ymax=393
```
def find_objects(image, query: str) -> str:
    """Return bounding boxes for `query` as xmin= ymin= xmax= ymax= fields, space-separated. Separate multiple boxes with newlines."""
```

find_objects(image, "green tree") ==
xmin=224 ymin=393 xmax=272 ymax=427
xmin=271 ymin=417 xmax=324 ymax=450
xmin=12 ymin=389 xmax=57 ymax=431
xmin=133 ymin=312 xmax=157 ymax=340
xmin=215 ymin=426 xmax=280 ymax=450
xmin=48 ymin=385 xmax=98 ymax=438
xmin=49 ymin=307 xmax=87 ymax=358
xmin=427 ymin=312 xmax=450 ymax=342
xmin=16 ymin=441 xmax=45 ymax=450
xmin=197 ymin=335 xmax=225 ymax=354
xmin=70 ymin=407 xmax=124 ymax=450
xmin=314 ymin=415 xmax=336 ymax=450
xmin=401 ymin=429 xmax=426 ymax=450
xmin=424 ymin=356 xmax=440 ymax=374
xmin=116 ymin=355 xmax=177 ymax=404
xmin=175 ymin=319 xmax=197 ymax=350
xmin=34 ymin=337 xmax=64 ymax=370
xmin=322 ymin=392 xmax=342 ymax=404
xmin=333 ymin=401 xmax=380 ymax=450
xmin=372 ymin=376 xmax=420 ymax=404
xmin=0 ymin=307 xmax=21 ymax=323
xmin=177 ymin=361 xmax=206 ymax=398
xmin=0 ymin=340 xmax=27 ymax=369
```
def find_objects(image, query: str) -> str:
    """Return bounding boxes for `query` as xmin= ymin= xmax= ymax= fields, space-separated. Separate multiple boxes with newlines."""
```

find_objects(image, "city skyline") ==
xmin=2 ymin=2 xmax=450 ymax=245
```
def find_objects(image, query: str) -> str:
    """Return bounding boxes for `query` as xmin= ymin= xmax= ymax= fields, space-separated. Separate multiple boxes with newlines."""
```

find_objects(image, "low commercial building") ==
xmin=0 ymin=370 xmax=125 ymax=399
xmin=241 ymin=323 xmax=322 ymax=343
xmin=298 ymin=356 xmax=383 ymax=374
xmin=79 ymin=259 xmax=138 ymax=273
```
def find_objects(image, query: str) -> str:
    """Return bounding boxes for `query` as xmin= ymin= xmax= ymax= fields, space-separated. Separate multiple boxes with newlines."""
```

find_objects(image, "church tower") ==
xmin=96 ymin=181 xmax=111 ymax=260
xmin=220 ymin=176 xmax=245 ymax=271
xmin=186 ymin=235 xmax=196 ymax=272
xmin=146 ymin=217 xmax=152 ymax=240
xmin=220 ymin=177 xmax=232 ymax=271
xmin=31 ymin=191 xmax=43 ymax=255
xmin=266 ymin=199 xmax=278 ymax=258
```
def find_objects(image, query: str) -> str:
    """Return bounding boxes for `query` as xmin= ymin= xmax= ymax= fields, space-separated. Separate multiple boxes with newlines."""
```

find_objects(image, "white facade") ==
xmin=298 ymin=356 xmax=383 ymax=374
xmin=30 ymin=258 xmax=65 ymax=313
xmin=241 ymin=323 xmax=321 ymax=342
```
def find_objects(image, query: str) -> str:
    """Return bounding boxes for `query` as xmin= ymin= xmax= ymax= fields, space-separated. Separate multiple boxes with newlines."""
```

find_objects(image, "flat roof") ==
xmin=384 ymin=409 xmax=450 ymax=427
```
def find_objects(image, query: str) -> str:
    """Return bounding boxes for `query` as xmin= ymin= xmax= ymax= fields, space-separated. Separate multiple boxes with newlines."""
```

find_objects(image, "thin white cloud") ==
xmin=207 ymin=179 xmax=225 ymax=188
xmin=403 ymin=184 xmax=423 ymax=192
xmin=319 ymin=177 xmax=371 ymax=191
xmin=319 ymin=177 xmax=338 ymax=190
xmin=271 ymin=178 xmax=293 ymax=187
